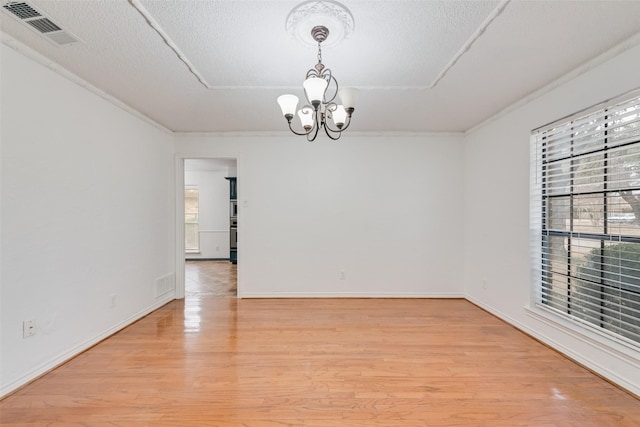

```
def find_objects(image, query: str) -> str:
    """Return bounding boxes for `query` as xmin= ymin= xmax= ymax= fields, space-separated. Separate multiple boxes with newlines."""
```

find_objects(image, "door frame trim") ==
xmin=174 ymin=155 xmax=240 ymax=299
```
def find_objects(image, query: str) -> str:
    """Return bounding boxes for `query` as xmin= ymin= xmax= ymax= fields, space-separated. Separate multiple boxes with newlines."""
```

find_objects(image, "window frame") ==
xmin=530 ymin=88 xmax=640 ymax=352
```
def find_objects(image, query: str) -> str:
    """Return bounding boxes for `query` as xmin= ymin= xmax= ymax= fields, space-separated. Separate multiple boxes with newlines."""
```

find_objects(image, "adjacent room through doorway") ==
xmin=185 ymin=260 xmax=237 ymax=297
xmin=184 ymin=158 xmax=238 ymax=298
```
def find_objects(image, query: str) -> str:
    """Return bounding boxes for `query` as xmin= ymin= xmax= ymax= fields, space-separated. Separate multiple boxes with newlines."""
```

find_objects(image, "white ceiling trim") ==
xmin=4 ymin=1 xmax=639 ymax=134
xmin=122 ymin=0 xmax=512 ymax=93
xmin=429 ymin=0 xmax=511 ymax=89
xmin=128 ymin=0 xmax=212 ymax=89
xmin=168 ymin=85 xmax=426 ymax=90
xmin=118 ymin=0 xmax=511 ymax=93
xmin=175 ymin=130 xmax=464 ymax=139
xmin=0 ymin=31 xmax=172 ymax=135
xmin=0 ymin=28 xmax=462 ymax=140
xmin=465 ymin=30 xmax=640 ymax=136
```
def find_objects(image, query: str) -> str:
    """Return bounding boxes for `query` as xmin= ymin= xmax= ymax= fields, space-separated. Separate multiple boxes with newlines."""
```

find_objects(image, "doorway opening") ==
xmin=180 ymin=158 xmax=238 ymax=299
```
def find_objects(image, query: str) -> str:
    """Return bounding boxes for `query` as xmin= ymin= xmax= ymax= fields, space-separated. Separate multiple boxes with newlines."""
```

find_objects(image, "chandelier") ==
xmin=277 ymin=25 xmax=359 ymax=141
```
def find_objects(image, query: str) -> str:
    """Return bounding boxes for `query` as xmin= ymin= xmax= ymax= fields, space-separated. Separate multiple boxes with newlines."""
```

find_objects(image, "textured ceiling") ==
xmin=2 ymin=0 xmax=640 ymax=133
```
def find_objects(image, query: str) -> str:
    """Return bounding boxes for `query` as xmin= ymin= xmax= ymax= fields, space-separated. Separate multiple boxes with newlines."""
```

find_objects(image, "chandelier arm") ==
xmin=339 ymin=117 xmax=353 ymax=131
xmin=335 ymin=113 xmax=354 ymax=132
xmin=307 ymin=119 xmax=320 ymax=142
xmin=288 ymin=121 xmax=313 ymax=136
xmin=324 ymin=71 xmax=338 ymax=104
xmin=323 ymin=102 xmax=337 ymax=132
xmin=322 ymin=123 xmax=342 ymax=141
xmin=323 ymin=118 xmax=342 ymax=133
xmin=323 ymin=125 xmax=345 ymax=134
xmin=323 ymin=103 xmax=352 ymax=133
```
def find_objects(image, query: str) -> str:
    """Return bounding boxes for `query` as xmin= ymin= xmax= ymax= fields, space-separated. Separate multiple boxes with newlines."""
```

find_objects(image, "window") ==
xmin=185 ymin=187 xmax=199 ymax=252
xmin=531 ymin=89 xmax=640 ymax=347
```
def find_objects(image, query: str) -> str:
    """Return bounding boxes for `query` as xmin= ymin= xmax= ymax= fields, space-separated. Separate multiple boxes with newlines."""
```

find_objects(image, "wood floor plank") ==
xmin=1 ymin=262 xmax=639 ymax=425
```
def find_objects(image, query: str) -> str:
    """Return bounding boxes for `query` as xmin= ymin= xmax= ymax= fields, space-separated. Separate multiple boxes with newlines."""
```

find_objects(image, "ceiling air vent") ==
xmin=3 ymin=1 xmax=39 ymax=19
xmin=26 ymin=16 xmax=61 ymax=33
xmin=2 ymin=1 xmax=79 ymax=46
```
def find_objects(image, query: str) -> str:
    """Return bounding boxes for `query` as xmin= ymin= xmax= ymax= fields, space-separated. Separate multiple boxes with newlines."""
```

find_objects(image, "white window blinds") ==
xmin=531 ymin=89 xmax=640 ymax=347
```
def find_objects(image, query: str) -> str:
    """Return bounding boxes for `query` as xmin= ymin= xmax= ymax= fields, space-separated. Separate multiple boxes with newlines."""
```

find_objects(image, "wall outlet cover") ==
xmin=23 ymin=320 xmax=36 ymax=338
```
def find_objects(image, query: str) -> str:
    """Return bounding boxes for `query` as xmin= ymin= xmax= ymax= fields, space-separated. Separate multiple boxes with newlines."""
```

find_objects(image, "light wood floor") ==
xmin=2 ymin=271 xmax=639 ymax=425
xmin=185 ymin=260 xmax=237 ymax=297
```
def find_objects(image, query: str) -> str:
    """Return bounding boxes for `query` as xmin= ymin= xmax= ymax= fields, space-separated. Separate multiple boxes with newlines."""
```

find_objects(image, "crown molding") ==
xmin=1 ymin=32 xmax=172 ymax=135
xmin=466 ymin=31 xmax=640 ymax=136
xmin=173 ymin=130 xmax=464 ymax=139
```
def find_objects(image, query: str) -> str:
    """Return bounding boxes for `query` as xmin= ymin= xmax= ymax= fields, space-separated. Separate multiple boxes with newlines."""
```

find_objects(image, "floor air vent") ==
xmin=2 ymin=1 xmax=79 ymax=45
xmin=155 ymin=273 xmax=175 ymax=298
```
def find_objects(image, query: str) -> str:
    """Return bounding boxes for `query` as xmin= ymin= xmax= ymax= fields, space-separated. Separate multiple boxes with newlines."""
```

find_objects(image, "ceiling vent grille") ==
xmin=3 ymin=1 xmax=39 ymax=19
xmin=2 ymin=1 xmax=79 ymax=45
xmin=26 ymin=17 xmax=61 ymax=33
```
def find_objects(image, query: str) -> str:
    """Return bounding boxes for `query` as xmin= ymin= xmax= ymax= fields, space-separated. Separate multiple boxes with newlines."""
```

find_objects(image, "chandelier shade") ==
xmin=331 ymin=105 xmax=347 ymax=128
xmin=337 ymin=87 xmax=359 ymax=111
xmin=302 ymin=77 xmax=329 ymax=109
xmin=276 ymin=94 xmax=299 ymax=118
xmin=298 ymin=107 xmax=315 ymax=130
xmin=277 ymin=25 xmax=358 ymax=141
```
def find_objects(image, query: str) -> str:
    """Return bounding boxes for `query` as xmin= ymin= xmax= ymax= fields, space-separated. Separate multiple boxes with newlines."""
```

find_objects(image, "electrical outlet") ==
xmin=482 ymin=279 xmax=488 ymax=290
xmin=340 ymin=270 xmax=346 ymax=280
xmin=110 ymin=294 xmax=117 ymax=308
xmin=23 ymin=320 xmax=36 ymax=338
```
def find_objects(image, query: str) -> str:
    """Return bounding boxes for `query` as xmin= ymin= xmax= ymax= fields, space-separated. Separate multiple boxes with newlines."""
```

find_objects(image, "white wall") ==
xmin=463 ymin=43 xmax=640 ymax=395
xmin=175 ymin=134 xmax=465 ymax=297
xmin=5 ymin=24 xmax=636 ymax=400
xmin=184 ymin=170 xmax=231 ymax=259
xmin=0 ymin=44 xmax=175 ymax=396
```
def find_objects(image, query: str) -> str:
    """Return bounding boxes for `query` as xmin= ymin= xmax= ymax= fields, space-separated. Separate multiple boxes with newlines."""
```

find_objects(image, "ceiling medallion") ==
xmin=285 ymin=0 xmax=355 ymax=48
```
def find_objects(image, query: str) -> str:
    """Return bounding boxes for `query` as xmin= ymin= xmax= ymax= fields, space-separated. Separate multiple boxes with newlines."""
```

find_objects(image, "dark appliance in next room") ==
xmin=225 ymin=177 xmax=237 ymax=264
xmin=230 ymin=200 xmax=238 ymax=218
xmin=230 ymin=217 xmax=237 ymax=256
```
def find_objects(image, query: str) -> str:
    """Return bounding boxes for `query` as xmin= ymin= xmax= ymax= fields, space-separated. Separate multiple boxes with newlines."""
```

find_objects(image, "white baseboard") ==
xmin=239 ymin=292 xmax=465 ymax=298
xmin=465 ymin=295 xmax=640 ymax=397
xmin=1 ymin=293 xmax=175 ymax=398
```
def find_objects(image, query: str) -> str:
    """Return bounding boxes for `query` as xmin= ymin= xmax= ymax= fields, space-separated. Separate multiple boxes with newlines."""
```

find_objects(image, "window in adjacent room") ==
xmin=185 ymin=186 xmax=199 ymax=253
xmin=531 ymin=89 xmax=640 ymax=347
